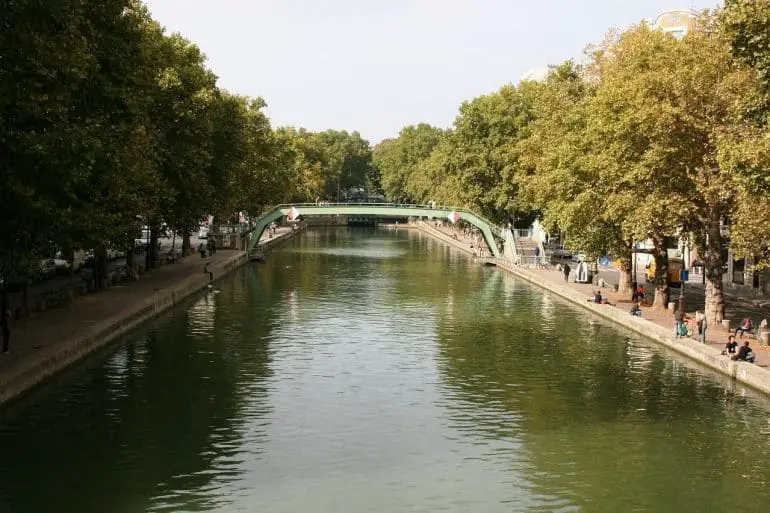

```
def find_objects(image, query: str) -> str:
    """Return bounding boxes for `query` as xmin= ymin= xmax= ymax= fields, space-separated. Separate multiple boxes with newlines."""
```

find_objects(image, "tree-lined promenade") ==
xmin=1 ymin=0 xmax=377 ymax=302
xmin=3 ymin=1 xmax=770 ymax=333
xmin=374 ymin=2 xmax=770 ymax=327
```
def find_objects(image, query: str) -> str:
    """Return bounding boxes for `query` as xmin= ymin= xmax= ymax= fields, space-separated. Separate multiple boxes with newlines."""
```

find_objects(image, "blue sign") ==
xmin=681 ymin=270 xmax=689 ymax=282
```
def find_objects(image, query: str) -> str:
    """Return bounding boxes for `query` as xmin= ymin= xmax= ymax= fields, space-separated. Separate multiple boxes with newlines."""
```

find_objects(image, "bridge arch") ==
xmin=245 ymin=203 xmax=503 ymax=258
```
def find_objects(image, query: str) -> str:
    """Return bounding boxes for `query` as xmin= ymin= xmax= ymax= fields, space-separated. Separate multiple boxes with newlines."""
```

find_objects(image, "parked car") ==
xmin=106 ymin=247 xmax=126 ymax=261
xmin=37 ymin=258 xmax=57 ymax=280
xmin=571 ymin=252 xmax=587 ymax=263
xmin=55 ymin=250 xmax=86 ymax=271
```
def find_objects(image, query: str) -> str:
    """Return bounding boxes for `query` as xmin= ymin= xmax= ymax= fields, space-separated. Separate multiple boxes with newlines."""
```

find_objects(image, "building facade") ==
xmin=652 ymin=9 xmax=697 ymax=39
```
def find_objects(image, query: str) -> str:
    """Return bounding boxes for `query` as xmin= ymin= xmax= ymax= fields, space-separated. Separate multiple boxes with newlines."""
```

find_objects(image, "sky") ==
xmin=143 ymin=0 xmax=720 ymax=144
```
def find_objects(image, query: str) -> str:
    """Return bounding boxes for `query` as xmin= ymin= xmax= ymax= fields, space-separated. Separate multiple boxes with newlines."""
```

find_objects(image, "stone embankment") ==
xmin=413 ymin=221 xmax=770 ymax=397
xmin=0 ymin=225 xmax=302 ymax=406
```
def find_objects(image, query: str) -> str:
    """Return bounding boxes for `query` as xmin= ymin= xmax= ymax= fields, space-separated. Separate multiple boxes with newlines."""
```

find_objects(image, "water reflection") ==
xmin=0 ymin=227 xmax=769 ymax=512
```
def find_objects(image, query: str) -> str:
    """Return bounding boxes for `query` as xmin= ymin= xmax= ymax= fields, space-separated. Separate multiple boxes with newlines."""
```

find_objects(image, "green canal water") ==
xmin=1 ymin=227 xmax=770 ymax=513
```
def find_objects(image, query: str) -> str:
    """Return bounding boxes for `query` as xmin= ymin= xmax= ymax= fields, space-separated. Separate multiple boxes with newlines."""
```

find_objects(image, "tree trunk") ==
xmin=149 ymin=227 xmax=159 ymax=269
xmin=125 ymin=242 xmax=134 ymax=271
xmin=617 ymin=257 xmax=633 ymax=296
xmin=616 ymin=244 xmax=633 ymax=296
xmin=702 ymin=215 xmax=726 ymax=326
xmin=182 ymin=234 xmax=192 ymax=256
xmin=95 ymin=247 xmax=108 ymax=291
xmin=651 ymin=236 xmax=669 ymax=309
xmin=65 ymin=246 xmax=75 ymax=277
xmin=22 ymin=280 xmax=29 ymax=316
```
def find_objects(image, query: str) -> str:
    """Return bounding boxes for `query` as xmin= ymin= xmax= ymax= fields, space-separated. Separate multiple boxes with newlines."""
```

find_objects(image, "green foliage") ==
xmin=373 ymin=124 xmax=444 ymax=202
xmin=0 ymin=0 xmax=376 ymax=285
xmin=277 ymin=128 xmax=375 ymax=202
xmin=722 ymin=0 xmax=770 ymax=95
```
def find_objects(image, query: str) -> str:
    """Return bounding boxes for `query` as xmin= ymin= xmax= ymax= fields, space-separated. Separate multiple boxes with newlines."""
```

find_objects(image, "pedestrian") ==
xmin=699 ymin=314 xmax=707 ymax=344
xmin=1 ymin=285 xmax=10 ymax=354
xmin=674 ymin=308 xmax=684 ymax=338
xmin=211 ymin=238 xmax=217 ymax=255
xmin=199 ymin=242 xmax=207 ymax=259
xmin=563 ymin=263 xmax=571 ymax=282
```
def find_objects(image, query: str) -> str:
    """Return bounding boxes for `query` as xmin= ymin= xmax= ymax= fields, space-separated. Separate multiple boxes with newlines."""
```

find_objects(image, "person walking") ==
xmin=1 ymin=285 xmax=11 ymax=354
xmin=563 ymin=263 xmax=571 ymax=282
xmin=699 ymin=314 xmax=708 ymax=344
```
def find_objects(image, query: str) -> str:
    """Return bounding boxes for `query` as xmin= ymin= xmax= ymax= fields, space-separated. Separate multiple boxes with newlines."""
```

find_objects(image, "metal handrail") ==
xmin=244 ymin=203 xmax=505 ymax=237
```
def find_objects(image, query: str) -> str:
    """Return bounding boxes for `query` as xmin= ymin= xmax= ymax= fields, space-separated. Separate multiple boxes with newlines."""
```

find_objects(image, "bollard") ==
xmin=761 ymin=331 xmax=769 ymax=346
xmin=721 ymin=319 xmax=731 ymax=331
xmin=667 ymin=302 xmax=676 ymax=313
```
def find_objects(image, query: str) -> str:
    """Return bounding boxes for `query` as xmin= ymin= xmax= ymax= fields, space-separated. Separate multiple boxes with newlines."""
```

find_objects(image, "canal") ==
xmin=1 ymin=227 xmax=769 ymax=512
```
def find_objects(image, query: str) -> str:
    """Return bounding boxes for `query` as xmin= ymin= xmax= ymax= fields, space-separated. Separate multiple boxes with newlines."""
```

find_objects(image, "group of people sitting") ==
xmin=587 ymin=290 xmax=613 ymax=306
xmin=722 ymin=335 xmax=756 ymax=363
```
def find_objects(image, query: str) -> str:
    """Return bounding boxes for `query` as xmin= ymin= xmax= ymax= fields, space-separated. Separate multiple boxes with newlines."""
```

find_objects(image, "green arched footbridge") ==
xmin=246 ymin=203 xmax=504 ymax=258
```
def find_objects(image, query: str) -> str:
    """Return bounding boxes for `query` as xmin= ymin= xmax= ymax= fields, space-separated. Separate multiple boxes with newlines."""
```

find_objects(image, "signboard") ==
xmin=447 ymin=211 xmax=461 ymax=224
xmin=287 ymin=207 xmax=300 ymax=222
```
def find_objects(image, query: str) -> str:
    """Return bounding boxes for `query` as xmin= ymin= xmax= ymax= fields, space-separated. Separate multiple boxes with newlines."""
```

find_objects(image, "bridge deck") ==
xmin=240 ymin=203 xmax=504 ymax=259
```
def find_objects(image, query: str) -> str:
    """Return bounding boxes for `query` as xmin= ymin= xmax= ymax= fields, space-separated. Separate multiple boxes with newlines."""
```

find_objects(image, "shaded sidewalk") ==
xmin=0 ymin=226 xmax=296 ymax=404
xmin=427 ymin=222 xmax=770 ymax=370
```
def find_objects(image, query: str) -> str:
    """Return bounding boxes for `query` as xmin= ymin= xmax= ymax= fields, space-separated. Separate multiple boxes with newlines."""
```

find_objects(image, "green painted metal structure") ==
xmin=244 ymin=203 xmax=504 ymax=258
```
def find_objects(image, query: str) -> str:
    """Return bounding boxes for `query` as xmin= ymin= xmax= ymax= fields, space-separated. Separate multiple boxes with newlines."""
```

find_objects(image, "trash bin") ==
xmin=681 ymin=269 xmax=689 ymax=282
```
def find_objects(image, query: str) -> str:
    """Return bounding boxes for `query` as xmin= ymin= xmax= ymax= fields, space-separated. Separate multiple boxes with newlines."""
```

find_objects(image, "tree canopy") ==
xmin=0 ymin=0 xmax=376 ymax=294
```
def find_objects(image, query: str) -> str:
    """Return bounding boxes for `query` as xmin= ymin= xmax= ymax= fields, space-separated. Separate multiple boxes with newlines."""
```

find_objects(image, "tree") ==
xmin=373 ymin=124 xmax=444 ymax=202
xmin=517 ymin=62 xmax=636 ymax=295
xmin=718 ymin=0 xmax=770 ymax=272
xmin=443 ymin=84 xmax=539 ymax=223
xmin=583 ymin=18 xmax=761 ymax=318
xmin=721 ymin=0 xmax=770 ymax=97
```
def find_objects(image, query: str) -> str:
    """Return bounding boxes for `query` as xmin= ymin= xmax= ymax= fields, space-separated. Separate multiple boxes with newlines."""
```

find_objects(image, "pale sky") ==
xmin=143 ymin=0 xmax=719 ymax=143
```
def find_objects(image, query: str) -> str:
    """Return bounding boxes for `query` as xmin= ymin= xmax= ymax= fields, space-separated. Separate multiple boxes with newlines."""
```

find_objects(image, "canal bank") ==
xmin=0 ymin=225 xmax=302 ymax=407
xmin=413 ymin=220 xmax=770 ymax=397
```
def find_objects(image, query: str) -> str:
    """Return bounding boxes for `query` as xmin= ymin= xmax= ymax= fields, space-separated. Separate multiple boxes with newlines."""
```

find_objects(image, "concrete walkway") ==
xmin=0 ymin=226 xmax=297 ymax=405
xmin=426 ymin=222 xmax=770 ymax=370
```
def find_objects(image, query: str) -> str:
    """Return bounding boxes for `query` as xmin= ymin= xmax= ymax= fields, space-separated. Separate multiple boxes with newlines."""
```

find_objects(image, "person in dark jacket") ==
xmin=732 ymin=341 xmax=755 ymax=363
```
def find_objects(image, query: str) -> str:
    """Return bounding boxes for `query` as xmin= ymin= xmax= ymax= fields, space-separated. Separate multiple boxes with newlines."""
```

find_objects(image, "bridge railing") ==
xmin=240 ymin=202 xmax=505 ymax=239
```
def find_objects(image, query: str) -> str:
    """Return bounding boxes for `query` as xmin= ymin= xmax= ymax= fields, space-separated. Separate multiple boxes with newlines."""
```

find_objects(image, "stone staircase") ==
xmin=515 ymin=237 xmax=541 ymax=264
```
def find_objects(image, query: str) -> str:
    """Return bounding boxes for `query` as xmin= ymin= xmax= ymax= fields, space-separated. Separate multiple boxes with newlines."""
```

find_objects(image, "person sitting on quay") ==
xmin=588 ymin=291 xmax=602 ymax=304
xmin=630 ymin=302 xmax=642 ymax=317
xmin=722 ymin=335 xmax=738 ymax=355
xmin=734 ymin=318 xmax=753 ymax=339
xmin=731 ymin=340 xmax=756 ymax=363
